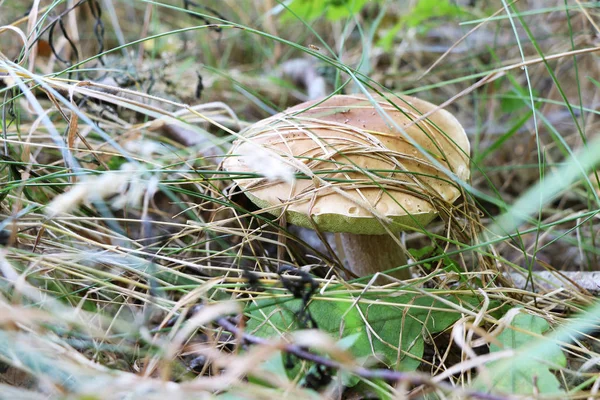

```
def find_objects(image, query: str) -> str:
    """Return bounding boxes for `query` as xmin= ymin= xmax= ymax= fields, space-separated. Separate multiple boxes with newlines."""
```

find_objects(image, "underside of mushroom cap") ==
xmin=223 ymin=94 xmax=470 ymax=235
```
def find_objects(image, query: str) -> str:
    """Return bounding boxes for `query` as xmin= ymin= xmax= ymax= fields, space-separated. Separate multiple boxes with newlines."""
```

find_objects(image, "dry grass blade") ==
xmin=1 ymin=0 xmax=600 ymax=399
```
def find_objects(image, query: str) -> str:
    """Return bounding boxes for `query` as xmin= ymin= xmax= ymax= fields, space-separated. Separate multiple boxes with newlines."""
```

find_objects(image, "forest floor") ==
xmin=1 ymin=1 xmax=600 ymax=399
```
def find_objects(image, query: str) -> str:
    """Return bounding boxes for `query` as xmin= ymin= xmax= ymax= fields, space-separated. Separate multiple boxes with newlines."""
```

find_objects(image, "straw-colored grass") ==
xmin=1 ymin=1 xmax=600 ymax=399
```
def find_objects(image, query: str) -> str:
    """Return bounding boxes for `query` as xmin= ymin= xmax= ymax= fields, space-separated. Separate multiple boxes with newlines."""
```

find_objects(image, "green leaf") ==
xmin=474 ymin=311 xmax=566 ymax=395
xmin=377 ymin=23 xmax=404 ymax=52
xmin=106 ymin=156 xmax=127 ymax=171
xmin=408 ymin=245 xmax=435 ymax=261
xmin=403 ymin=0 xmax=464 ymax=28
xmin=260 ymin=352 xmax=293 ymax=381
xmin=500 ymin=86 xmax=540 ymax=114
xmin=282 ymin=0 xmax=371 ymax=22
xmin=336 ymin=333 xmax=362 ymax=387
xmin=245 ymin=298 xmax=307 ymax=381
xmin=246 ymin=294 xmax=478 ymax=377
xmin=408 ymin=245 xmax=460 ymax=273
xmin=377 ymin=0 xmax=467 ymax=51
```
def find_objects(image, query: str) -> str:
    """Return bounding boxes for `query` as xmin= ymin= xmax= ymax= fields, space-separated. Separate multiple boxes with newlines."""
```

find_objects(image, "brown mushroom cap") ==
xmin=223 ymin=94 xmax=470 ymax=235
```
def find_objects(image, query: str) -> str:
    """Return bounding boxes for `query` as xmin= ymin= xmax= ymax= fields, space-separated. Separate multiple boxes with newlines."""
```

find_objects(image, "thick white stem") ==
xmin=338 ymin=233 xmax=410 ymax=280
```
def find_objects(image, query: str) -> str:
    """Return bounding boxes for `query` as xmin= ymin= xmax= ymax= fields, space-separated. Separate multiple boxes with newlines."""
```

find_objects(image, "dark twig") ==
xmin=215 ymin=317 xmax=508 ymax=400
xmin=275 ymin=265 xmax=330 ymax=387
xmin=182 ymin=0 xmax=227 ymax=33
xmin=277 ymin=265 xmax=318 ymax=329
xmin=87 ymin=0 xmax=105 ymax=66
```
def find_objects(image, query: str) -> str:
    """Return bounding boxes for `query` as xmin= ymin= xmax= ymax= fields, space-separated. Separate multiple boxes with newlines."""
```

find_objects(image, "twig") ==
xmin=215 ymin=317 xmax=509 ymax=400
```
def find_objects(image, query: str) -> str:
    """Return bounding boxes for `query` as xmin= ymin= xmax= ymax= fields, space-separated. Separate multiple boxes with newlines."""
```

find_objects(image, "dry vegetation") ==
xmin=1 ymin=0 xmax=600 ymax=399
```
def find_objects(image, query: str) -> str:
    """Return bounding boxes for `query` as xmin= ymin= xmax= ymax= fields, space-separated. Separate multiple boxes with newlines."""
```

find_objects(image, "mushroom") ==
xmin=223 ymin=94 xmax=470 ymax=280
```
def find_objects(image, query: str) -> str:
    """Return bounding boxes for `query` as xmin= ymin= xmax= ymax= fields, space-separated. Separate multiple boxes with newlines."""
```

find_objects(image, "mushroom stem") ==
xmin=338 ymin=233 xmax=410 ymax=280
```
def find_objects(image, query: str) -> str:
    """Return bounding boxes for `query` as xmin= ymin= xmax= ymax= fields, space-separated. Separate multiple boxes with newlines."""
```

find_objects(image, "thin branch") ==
xmin=215 ymin=317 xmax=510 ymax=400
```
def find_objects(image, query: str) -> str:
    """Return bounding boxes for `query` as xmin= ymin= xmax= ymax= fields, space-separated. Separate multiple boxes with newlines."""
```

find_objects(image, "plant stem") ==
xmin=338 ymin=233 xmax=410 ymax=280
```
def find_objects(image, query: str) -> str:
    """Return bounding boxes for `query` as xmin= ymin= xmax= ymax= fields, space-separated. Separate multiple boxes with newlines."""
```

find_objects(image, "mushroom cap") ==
xmin=223 ymin=94 xmax=470 ymax=235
